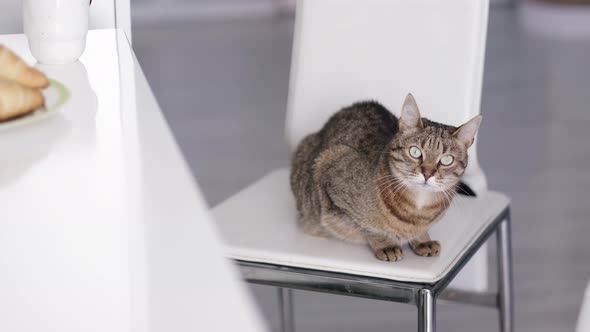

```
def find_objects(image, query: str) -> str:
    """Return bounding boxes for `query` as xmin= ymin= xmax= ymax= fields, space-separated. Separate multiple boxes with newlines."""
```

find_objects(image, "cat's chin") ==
xmin=410 ymin=182 xmax=444 ymax=193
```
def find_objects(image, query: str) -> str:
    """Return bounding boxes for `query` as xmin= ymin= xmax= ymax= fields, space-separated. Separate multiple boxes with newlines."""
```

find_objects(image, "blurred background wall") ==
xmin=0 ymin=0 xmax=513 ymax=34
xmin=0 ymin=0 xmax=286 ymax=33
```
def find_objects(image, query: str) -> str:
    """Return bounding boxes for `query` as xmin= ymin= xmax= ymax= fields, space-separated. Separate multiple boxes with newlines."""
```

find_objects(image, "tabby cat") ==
xmin=290 ymin=94 xmax=482 ymax=261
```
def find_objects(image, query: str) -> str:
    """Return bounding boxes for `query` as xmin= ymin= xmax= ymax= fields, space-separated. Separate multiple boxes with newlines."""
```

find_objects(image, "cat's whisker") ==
xmin=376 ymin=183 xmax=399 ymax=193
xmin=453 ymin=191 xmax=468 ymax=206
xmin=455 ymin=185 xmax=473 ymax=197
xmin=373 ymin=174 xmax=400 ymax=183
xmin=377 ymin=179 xmax=404 ymax=198
xmin=434 ymin=187 xmax=454 ymax=208
xmin=377 ymin=178 xmax=403 ymax=198
xmin=440 ymin=191 xmax=455 ymax=210
xmin=373 ymin=176 xmax=398 ymax=182
xmin=365 ymin=176 xmax=404 ymax=198
xmin=444 ymin=188 xmax=462 ymax=210
xmin=375 ymin=175 xmax=403 ymax=185
xmin=375 ymin=177 xmax=402 ymax=190
xmin=383 ymin=179 xmax=409 ymax=203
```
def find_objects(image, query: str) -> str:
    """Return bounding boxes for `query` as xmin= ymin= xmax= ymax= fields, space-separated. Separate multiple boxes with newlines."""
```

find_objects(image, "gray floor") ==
xmin=133 ymin=8 xmax=590 ymax=332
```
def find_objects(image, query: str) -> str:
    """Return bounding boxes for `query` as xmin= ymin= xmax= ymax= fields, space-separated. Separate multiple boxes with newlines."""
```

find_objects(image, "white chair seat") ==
xmin=214 ymin=169 xmax=509 ymax=284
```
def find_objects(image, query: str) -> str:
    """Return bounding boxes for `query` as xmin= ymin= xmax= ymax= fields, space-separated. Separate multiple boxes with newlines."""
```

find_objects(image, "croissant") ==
xmin=0 ymin=45 xmax=49 ymax=89
xmin=0 ymin=79 xmax=45 ymax=121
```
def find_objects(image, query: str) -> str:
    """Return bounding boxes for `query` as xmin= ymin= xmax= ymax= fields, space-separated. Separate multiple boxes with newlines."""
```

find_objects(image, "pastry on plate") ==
xmin=0 ymin=45 xmax=49 ymax=89
xmin=0 ymin=78 xmax=45 ymax=121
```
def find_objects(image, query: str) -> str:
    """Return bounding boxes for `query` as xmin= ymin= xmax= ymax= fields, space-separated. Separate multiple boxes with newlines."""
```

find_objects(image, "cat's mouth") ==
xmin=410 ymin=179 xmax=444 ymax=192
xmin=419 ymin=183 xmax=441 ymax=192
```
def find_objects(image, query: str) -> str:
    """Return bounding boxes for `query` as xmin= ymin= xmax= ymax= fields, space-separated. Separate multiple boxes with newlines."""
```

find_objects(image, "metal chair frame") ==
xmin=235 ymin=207 xmax=513 ymax=332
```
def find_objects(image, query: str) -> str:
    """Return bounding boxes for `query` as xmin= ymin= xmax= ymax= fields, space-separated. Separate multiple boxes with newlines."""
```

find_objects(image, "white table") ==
xmin=0 ymin=30 xmax=266 ymax=332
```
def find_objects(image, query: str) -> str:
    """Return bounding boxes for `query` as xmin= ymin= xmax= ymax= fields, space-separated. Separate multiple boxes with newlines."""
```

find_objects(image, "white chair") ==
xmin=89 ymin=0 xmax=132 ymax=42
xmin=213 ymin=0 xmax=513 ymax=331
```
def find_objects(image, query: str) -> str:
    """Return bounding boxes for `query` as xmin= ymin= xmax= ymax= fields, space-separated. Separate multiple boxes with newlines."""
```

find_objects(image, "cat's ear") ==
xmin=399 ymin=93 xmax=423 ymax=131
xmin=453 ymin=115 xmax=482 ymax=148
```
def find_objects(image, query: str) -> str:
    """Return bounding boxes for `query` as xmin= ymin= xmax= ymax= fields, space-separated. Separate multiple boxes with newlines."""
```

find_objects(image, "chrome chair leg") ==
xmin=497 ymin=213 xmax=514 ymax=332
xmin=418 ymin=289 xmax=436 ymax=332
xmin=278 ymin=288 xmax=295 ymax=332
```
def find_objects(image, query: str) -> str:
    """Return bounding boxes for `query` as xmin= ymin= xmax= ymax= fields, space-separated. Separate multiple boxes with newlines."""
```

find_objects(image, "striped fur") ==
xmin=290 ymin=94 xmax=482 ymax=262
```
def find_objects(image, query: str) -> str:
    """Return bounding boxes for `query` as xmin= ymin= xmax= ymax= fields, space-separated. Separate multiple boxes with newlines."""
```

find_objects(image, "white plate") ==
xmin=0 ymin=79 xmax=70 ymax=131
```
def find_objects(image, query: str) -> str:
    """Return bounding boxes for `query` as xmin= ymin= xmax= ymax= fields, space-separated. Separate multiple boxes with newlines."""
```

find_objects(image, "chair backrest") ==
xmin=89 ymin=0 xmax=132 ymax=42
xmin=286 ymin=0 xmax=489 ymax=193
xmin=286 ymin=0 xmax=491 ymax=292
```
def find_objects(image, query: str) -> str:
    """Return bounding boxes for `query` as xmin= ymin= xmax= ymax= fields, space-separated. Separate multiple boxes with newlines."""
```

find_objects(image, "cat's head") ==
xmin=388 ymin=94 xmax=482 ymax=193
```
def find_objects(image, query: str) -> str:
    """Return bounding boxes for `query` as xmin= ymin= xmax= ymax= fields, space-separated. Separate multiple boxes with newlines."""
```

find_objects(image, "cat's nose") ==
xmin=422 ymin=168 xmax=434 ymax=182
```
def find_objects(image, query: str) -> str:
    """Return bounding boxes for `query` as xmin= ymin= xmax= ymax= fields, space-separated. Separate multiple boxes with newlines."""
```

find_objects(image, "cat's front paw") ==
xmin=411 ymin=240 xmax=441 ymax=257
xmin=374 ymin=246 xmax=404 ymax=262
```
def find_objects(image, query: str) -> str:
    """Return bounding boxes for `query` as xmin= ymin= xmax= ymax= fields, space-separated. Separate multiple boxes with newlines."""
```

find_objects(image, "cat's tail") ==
xmin=456 ymin=181 xmax=477 ymax=197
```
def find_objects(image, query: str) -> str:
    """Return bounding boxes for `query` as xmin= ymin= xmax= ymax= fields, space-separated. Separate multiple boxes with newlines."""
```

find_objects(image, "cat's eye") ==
xmin=440 ymin=155 xmax=454 ymax=166
xmin=409 ymin=146 xmax=422 ymax=159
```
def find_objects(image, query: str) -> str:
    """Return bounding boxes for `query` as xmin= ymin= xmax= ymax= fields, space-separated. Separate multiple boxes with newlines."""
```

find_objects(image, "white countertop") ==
xmin=0 ymin=29 xmax=265 ymax=332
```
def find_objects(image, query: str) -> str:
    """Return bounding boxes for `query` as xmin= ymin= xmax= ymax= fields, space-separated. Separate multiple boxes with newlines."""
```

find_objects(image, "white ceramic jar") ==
xmin=23 ymin=0 xmax=89 ymax=64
